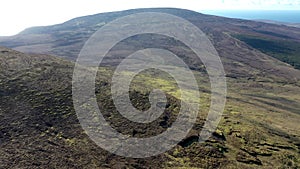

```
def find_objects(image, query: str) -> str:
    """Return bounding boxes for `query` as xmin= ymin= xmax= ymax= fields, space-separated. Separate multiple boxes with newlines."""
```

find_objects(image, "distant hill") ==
xmin=0 ymin=8 xmax=300 ymax=72
xmin=255 ymin=19 xmax=300 ymax=28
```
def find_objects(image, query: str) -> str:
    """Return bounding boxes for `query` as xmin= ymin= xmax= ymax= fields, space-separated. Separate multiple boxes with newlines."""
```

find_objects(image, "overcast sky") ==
xmin=1 ymin=0 xmax=299 ymax=36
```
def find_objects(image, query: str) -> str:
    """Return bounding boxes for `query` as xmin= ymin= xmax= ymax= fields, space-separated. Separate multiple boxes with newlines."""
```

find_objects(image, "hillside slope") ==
xmin=1 ymin=45 xmax=300 ymax=168
xmin=0 ymin=8 xmax=300 ymax=169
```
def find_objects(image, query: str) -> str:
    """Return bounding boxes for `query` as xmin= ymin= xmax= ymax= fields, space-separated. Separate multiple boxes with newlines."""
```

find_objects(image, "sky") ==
xmin=0 ymin=0 xmax=300 ymax=36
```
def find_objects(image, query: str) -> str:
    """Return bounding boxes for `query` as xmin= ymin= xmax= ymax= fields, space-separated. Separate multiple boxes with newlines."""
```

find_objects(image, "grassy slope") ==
xmin=0 ymin=47 xmax=299 ymax=168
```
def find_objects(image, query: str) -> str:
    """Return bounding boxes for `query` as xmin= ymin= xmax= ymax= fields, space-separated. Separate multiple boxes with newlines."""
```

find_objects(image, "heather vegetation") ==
xmin=0 ymin=8 xmax=300 ymax=168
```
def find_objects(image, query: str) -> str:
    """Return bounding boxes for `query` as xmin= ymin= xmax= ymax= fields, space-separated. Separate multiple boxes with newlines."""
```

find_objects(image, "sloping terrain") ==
xmin=0 ymin=47 xmax=167 ymax=168
xmin=0 ymin=8 xmax=300 ymax=168
xmin=0 ymin=44 xmax=300 ymax=168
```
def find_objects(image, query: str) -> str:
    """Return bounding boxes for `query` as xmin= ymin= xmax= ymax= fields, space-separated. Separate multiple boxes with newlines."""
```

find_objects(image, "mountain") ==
xmin=1 ymin=8 xmax=300 ymax=73
xmin=0 ymin=8 xmax=300 ymax=168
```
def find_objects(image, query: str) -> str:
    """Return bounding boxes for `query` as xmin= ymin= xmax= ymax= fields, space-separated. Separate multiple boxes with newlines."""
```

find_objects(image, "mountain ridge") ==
xmin=0 ymin=8 xmax=299 ymax=82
